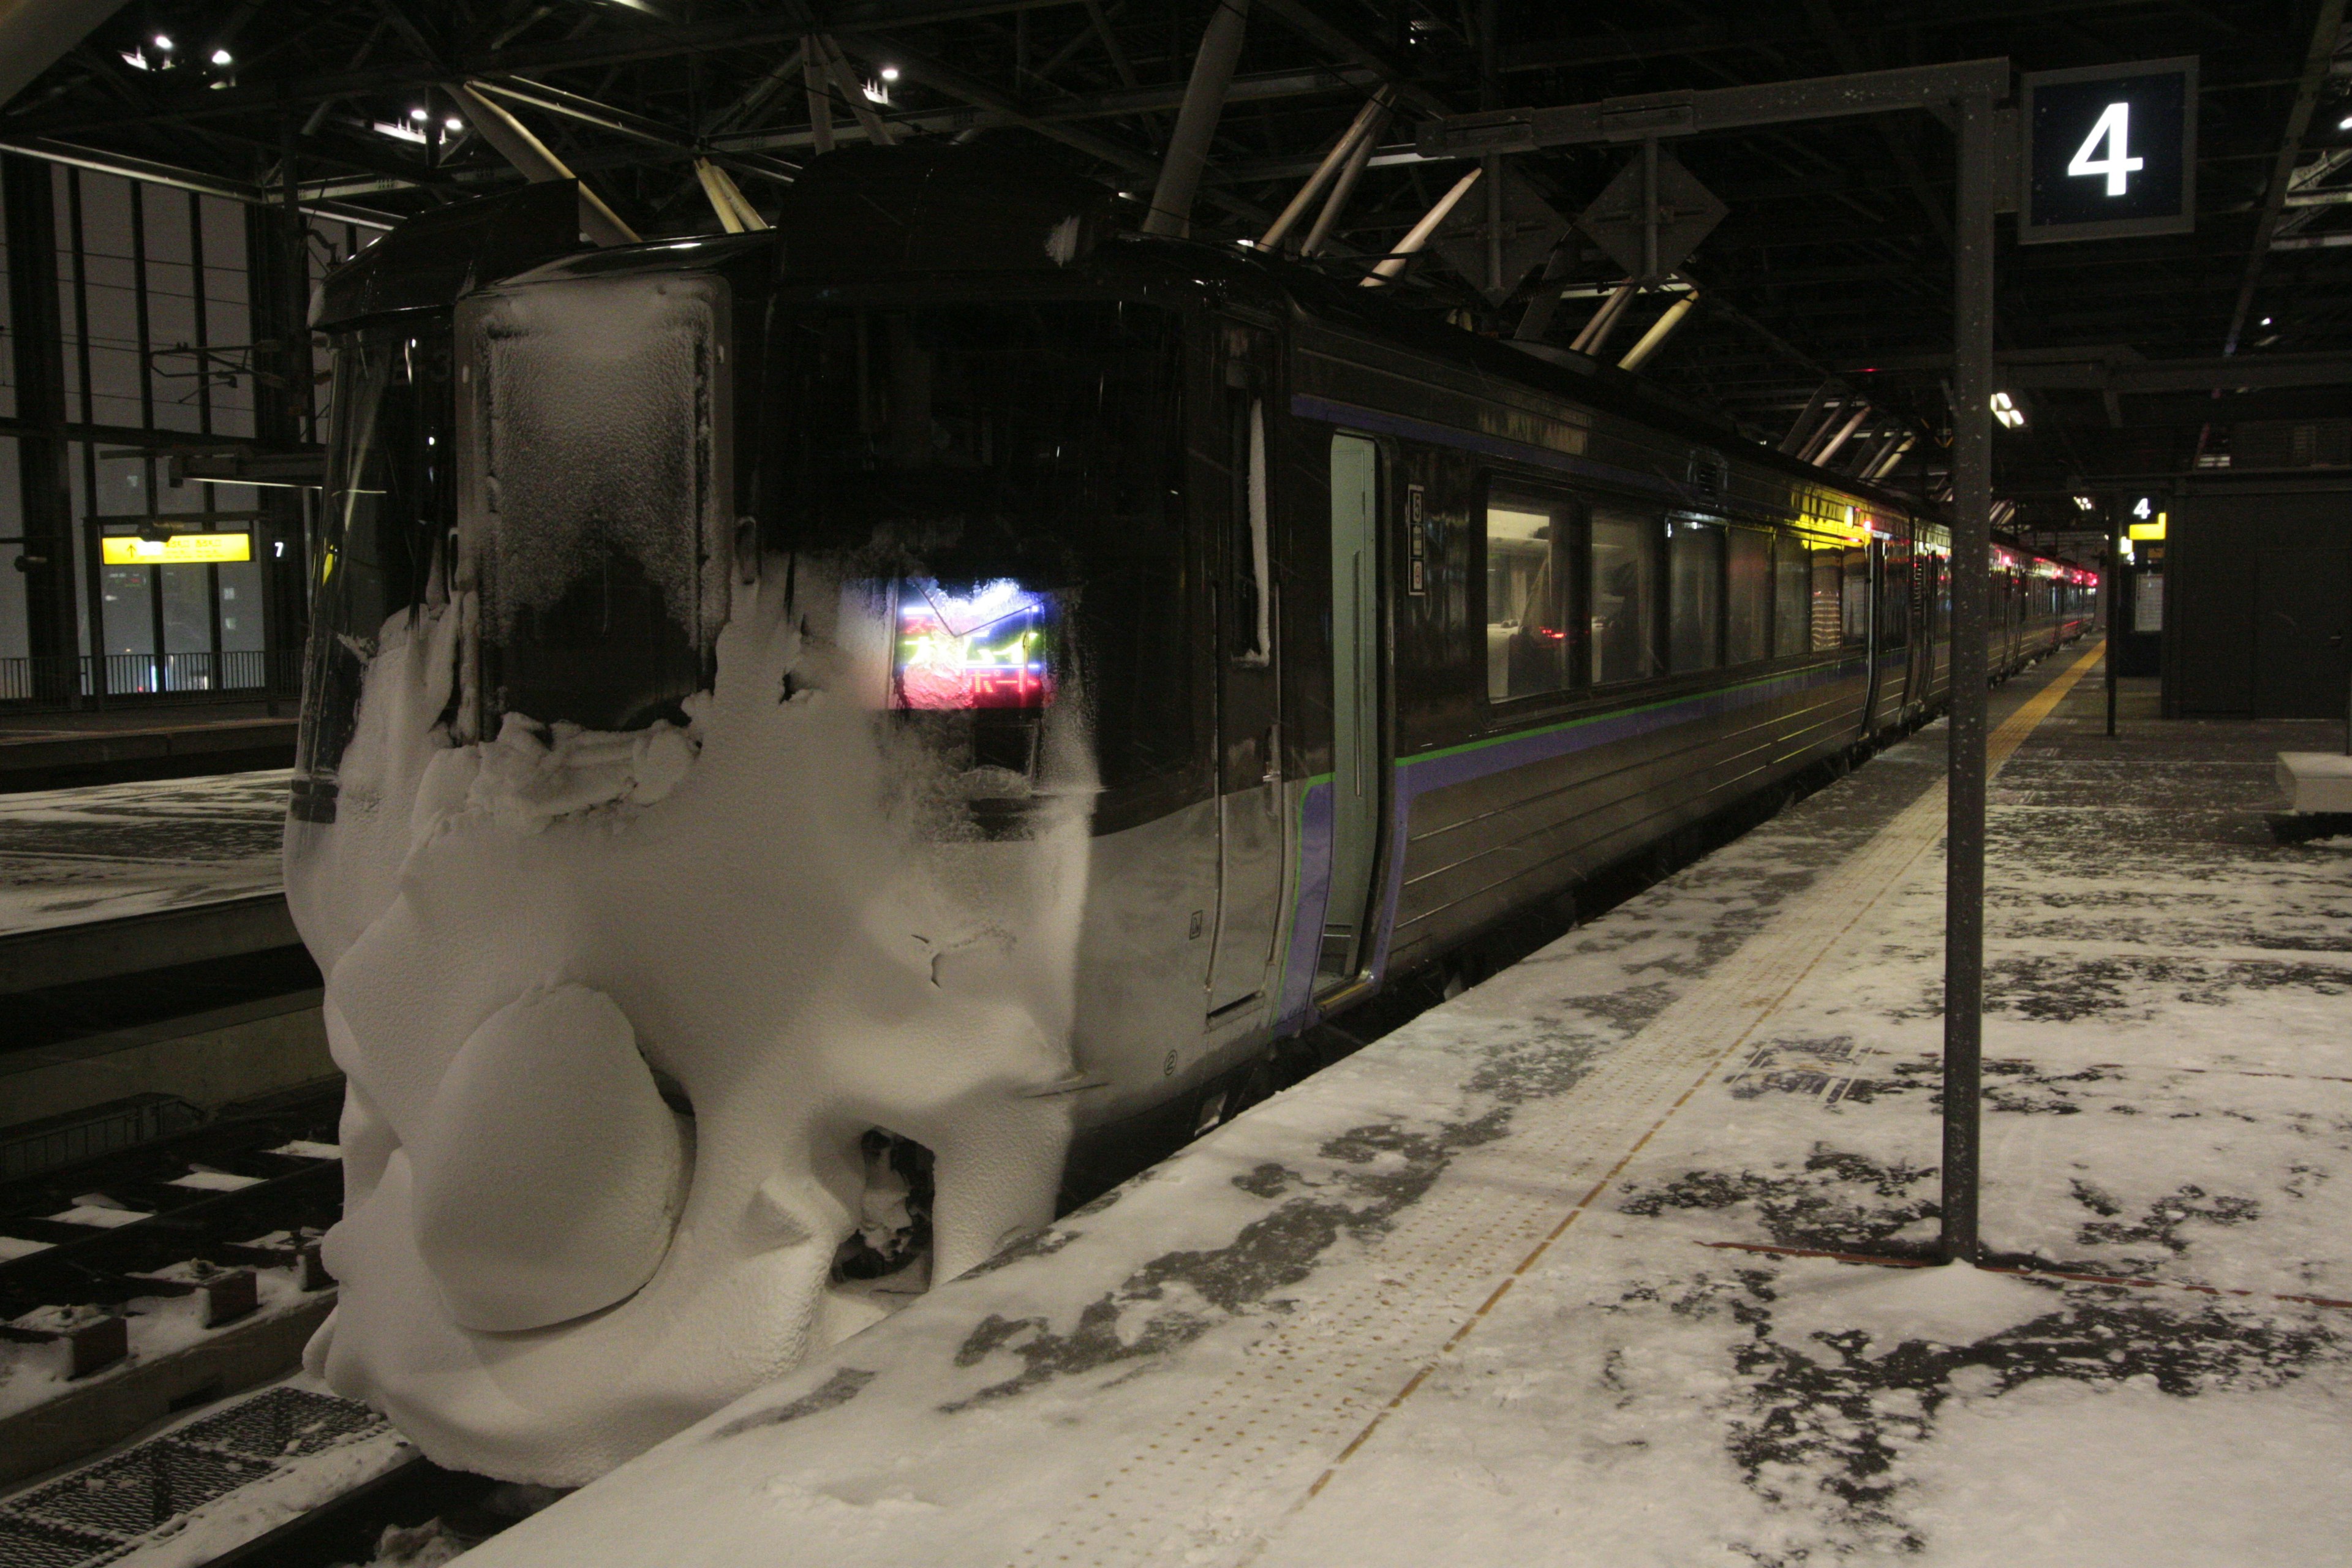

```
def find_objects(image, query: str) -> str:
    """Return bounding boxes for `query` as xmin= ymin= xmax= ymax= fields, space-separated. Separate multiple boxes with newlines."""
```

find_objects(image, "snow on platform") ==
xmin=0 ymin=771 xmax=288 ymax=938
xmin=467 ymin=649 xmax=2352 ymax=1568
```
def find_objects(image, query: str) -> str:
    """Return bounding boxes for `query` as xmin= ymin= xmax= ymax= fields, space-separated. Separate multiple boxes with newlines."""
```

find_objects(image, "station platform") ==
xmin=0 ymin=771 xmax=289 ymax=944
xmin=0 ymin=769 xmax=325 ymax=1183
xmin=0 ymin=703 xmax=296 ymax=795
xmin=461 ymin=643 xmax=2352 ymax=1568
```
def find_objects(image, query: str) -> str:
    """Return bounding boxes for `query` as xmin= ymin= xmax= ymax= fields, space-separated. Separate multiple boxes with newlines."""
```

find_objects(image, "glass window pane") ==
xmin=1773 ymin=535 xmax=1809 ymax=657
xmin=219 ymin=559 xmax=265 ymax=695
xmin=1842 ymin=547 xmax=1871 ymax=646
xmin=144 ymin=190 xmax=205 ymax=435
xmin=1727 ymin=528 xmax=1770 ymax=664
xmin=160 ymin=562 xmax=212 ymax=690
xmin=0 ymin=189 xmax=13 ymax=421
xmin=1880 ymin=543 xmax=1910 ymax=644
xmin=1668 ymin=520 xmax=1724 ymax=671
xmin=1590 ymin=508 xmax=1659 ymax=685
xmin=1484 ymin=489 xmax=1569 ymax=701
xmin=1811 ymin=545 xmax=1844 ymax=651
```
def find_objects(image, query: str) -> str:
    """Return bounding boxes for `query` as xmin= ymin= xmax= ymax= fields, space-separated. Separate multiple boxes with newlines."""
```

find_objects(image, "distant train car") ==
xmin=288 ymin=147 xmax=2092 ymax=1480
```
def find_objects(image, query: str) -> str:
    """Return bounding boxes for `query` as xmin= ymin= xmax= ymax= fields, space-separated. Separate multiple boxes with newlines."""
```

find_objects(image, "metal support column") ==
xmin=2106 ymin=508 xmax=2120 ymax=738
xmin=3 ymin=154 xmax=80 ymax=706
xmin=1940 ymin=89 xmax=1999 ymax=1266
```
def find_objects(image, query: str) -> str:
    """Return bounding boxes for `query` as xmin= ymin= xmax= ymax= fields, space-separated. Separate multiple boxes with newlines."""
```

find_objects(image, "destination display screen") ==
xmin=892 ymin=579 xmax=1054 ymax=710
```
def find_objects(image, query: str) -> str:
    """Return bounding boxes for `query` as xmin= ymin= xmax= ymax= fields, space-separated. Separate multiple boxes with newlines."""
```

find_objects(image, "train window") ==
xmin=301 ymin=324 xmax=455 ymax=796
xmin=1726 ymin=529 xmax=1771 ymax=665
xmin=461 ymin=274 xmax=730 ymax=737
xmin=1773 ymin=537 xmax=1810 ymax=657
xmin=1810 ymin=545 xmax=1844 ymax=651
xmin=1483 ymin=488 xmax=1571 ymax=701
xmin=1668 ymin=521 xmax=1725 ymax=671
xmin=1589 ymin=508 xmax=1660 ymax=685
xmin=1841 ymin=548 xmax=1871 ymax=646
xmin=1879 ymin=542 xmax=1910 ymax=645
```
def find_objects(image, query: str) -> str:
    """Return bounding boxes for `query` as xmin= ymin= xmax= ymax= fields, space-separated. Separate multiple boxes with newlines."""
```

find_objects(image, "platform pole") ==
xmin=2106 ymin=509 xmax=2120 ymax=738
xmin=1941 ymin=89 xmax=1997 ymax=1266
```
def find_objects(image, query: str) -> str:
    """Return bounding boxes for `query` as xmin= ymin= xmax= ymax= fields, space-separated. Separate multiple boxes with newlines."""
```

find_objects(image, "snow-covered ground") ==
xmin=443 ymin=650 xmax=2352 ymax=1566
xmin=0 ymin=771 xmax=289 ymax=937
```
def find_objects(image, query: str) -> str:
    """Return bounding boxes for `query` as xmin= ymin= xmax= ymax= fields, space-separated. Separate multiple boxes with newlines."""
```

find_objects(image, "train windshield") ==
xmin=295 ymin=323 xmax=454 ymax=811
xmin=456 ymin=273 xmax=734 ymax=739
xmin=769 ymin=296 xmax=1192 ymax=791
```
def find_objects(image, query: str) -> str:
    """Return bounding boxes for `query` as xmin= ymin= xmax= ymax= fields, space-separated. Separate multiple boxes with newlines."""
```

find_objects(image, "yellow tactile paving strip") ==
xmin=1009 ymin=642 xmax=2108 ymax=1568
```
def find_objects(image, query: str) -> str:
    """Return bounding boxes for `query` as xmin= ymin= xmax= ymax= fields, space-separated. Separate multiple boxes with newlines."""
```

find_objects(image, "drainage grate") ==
xmin=173 ymin=1389 xmax=383 ymax=1464
xmin=0 ymin=1388 xmax=390 ymax=1568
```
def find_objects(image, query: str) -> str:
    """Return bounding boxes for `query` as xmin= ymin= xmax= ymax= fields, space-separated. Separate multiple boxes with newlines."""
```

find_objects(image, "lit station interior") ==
xmin=1 ymin=2 xmax=2348 ymax=1564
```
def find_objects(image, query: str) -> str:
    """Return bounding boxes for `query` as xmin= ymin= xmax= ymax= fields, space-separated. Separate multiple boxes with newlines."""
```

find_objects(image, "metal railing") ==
xmin=0 ymin=650 xmax=292 ymax=706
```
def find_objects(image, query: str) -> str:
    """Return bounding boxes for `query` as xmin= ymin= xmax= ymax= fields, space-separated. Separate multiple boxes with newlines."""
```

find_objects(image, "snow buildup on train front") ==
xmin=285 ymin=151 xmax=1129 ymax=1482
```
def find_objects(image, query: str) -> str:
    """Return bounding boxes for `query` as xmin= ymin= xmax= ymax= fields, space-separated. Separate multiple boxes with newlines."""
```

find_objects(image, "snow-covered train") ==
xmin=287 ymin=148 xmax=2094 ymax=1482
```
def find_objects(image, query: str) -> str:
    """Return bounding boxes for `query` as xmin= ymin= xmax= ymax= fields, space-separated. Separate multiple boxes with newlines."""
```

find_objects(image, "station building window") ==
xmin=1668 ymin=519 xmax=1724 ymax=671
xmin=1773 ymin=535 xmax=1811 ymax=657
xmin=1590 ymin=506 xmax=1660 ymax=685
xmin=1483 ymin=488 xmax=1571 ymax=701
xmin=1725 ymin=527 xmax=1770 ymax=665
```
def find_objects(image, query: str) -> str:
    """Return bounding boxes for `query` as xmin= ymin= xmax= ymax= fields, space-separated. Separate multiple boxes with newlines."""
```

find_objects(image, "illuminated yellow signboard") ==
xmin=2127 ymin=513 xmax=2166 ymax=542
xmin=101 ymin=532 xmax=253 ymax=566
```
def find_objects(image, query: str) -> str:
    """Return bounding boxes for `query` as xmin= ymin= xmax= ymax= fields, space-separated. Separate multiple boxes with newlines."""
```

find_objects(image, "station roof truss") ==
xmin=9 ymin=0 xmax=2346 ymax=541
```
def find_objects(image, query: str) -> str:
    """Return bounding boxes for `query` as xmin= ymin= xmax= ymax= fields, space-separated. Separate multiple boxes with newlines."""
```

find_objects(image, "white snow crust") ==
xmin=287 ymin=560 xmax=1096 ymax=1483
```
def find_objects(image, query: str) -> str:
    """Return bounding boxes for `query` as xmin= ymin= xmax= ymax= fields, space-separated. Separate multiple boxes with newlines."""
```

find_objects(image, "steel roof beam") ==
xmin=1416 ymin=59 xmax=2013 ymax=159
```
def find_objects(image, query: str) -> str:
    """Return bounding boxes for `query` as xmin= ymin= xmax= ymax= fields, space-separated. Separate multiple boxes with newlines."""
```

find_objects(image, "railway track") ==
xmin=0 ymin=1085 xmax=347 ymax=1487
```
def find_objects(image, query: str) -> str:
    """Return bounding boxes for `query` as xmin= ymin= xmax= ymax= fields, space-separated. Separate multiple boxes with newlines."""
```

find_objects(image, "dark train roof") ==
xmin=364 ymin=146 xmax=2032 ymax=552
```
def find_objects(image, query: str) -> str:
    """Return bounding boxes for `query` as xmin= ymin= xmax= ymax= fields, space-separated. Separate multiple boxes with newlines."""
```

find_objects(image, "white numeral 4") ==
xmin=2067 ymin=102 xmax=2144 ymax=197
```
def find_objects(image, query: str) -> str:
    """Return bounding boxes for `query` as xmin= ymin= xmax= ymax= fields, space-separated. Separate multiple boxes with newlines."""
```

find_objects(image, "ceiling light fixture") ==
xmin=878 ymin=64 xmax=900 ymax=81
xmin=153 ymin=34 xmax=173 ymax=49
xmin=410 ymin=106 xmax=429 ymax=121
xmin=209 ymin=48 xmax=232 ymax=65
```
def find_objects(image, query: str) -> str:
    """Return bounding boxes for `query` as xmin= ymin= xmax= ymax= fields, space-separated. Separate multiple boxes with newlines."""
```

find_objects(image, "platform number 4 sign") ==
xmin=2020 ymin=58 xmax=2197 ymax=243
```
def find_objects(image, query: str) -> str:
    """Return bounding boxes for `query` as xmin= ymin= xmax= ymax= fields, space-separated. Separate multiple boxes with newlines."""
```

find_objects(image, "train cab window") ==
xmin=1809 ymin=545 xmax=1844 ymax=651
xmin=1773 ymin=536 xmax=1811 ymax=657
xmin=1726 ymin=528 xmax=1771 ymax=665
xmin=1589 ymin=507 xmax=1660 ymax=685
xmin=773 ymin=297 xmax=1189 ymax=797
xmin=1483 ymin=488 xmax=1572 ymax=701
xmin=1841 ymin=548 xmax=1872 ymax=646
xmin=1668 ymin=520 xmax=1725 ymax=671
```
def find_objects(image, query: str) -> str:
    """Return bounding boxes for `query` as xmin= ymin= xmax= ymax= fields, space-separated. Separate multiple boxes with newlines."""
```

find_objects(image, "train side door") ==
xmin=1205 ymin=319 xmax=1286 ymax=1019
xmin=1320 ymin=432 xmax=1382 ymax=986
xmin=1858 ymin=538 xmax=1883 ymax=730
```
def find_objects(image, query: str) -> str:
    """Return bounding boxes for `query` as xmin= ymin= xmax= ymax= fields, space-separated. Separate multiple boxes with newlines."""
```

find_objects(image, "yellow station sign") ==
xmin=102 ymin=532 xmax=254 ymax=566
